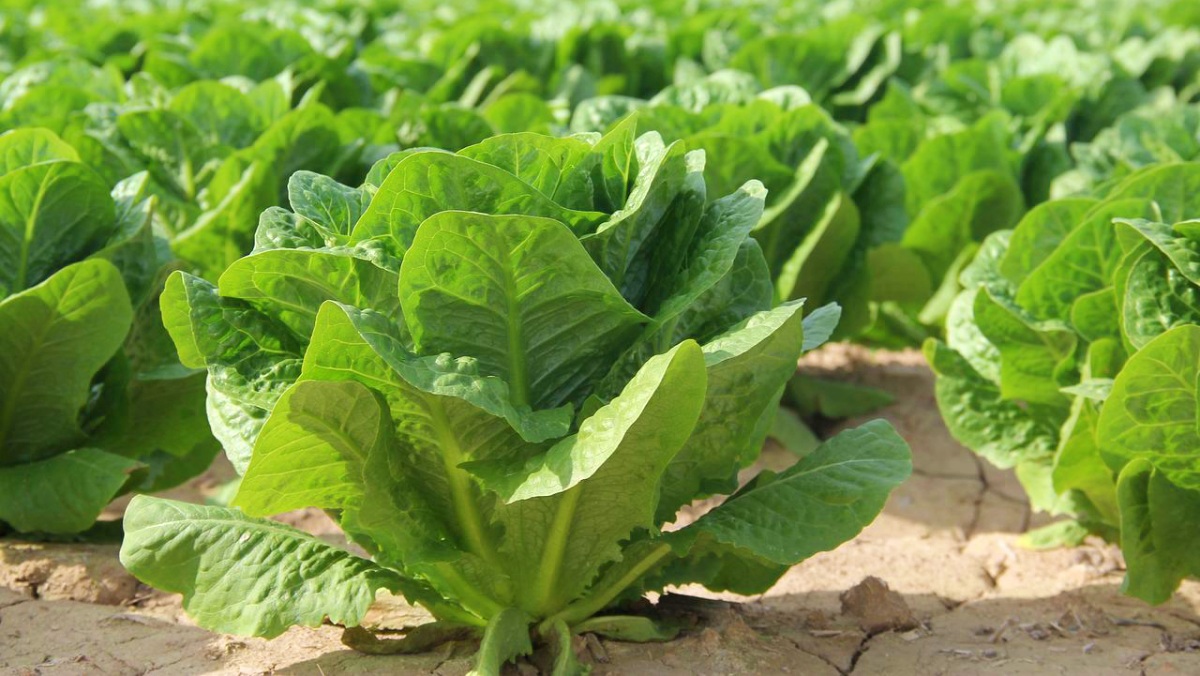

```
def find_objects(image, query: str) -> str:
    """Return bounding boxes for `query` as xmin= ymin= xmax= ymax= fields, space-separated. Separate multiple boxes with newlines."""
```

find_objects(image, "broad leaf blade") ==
xmin=0 ymin=260 xmax=132 ymax=463
xmin=400 ymin=211 xmax=647 ymax=408
xmin=669 ymin=420 xmax=910 ymax=566
xmin=0 ymin=448 xmax=140 ymax=534
xmin=120 ymin=496 xmax=399 ymax=638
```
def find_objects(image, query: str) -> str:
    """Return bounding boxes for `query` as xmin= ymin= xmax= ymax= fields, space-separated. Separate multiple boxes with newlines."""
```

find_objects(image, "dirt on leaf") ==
xmin=5 ymin=345 xmax=1200 ymax=675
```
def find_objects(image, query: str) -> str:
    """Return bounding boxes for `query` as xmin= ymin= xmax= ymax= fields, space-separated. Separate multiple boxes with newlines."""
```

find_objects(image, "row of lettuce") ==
xmin=4 ymin=0 xmax=1200 ymax=325
xmin=928 ymin=162 xmax=1200 ymax=604
xmin=0 ymin=0 xmax=1198 ymax=655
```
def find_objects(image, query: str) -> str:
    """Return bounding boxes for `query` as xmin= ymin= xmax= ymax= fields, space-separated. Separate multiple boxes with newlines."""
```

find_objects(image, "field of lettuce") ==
xmin=4 ymin=0 xmax=1200 ymax=673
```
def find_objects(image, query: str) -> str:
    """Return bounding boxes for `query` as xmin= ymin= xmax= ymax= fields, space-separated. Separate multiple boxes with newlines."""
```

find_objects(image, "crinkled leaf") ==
xmin=661 ymin=420 xmax=910 ymax=591
xmin=352 ymin=152 xmax=605 ymax=256
xmin=219 ymin=249 xmax=400 ymax=338
xmin=1098 ymin=325 xmax=1200 ymax=490
xmin=120 ymin=496 xmax=400 ymax=639
xmin=401 ymin=212 xmax=647 ymax=408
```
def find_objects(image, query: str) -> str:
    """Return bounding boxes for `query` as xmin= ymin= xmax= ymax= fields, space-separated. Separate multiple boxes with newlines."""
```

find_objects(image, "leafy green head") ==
xmin=121 ymin=124 xmax=910 ymax=672
xmin=925 ymin=162 xmax=1200 ymax=604
xmin=0 ymin=128 xmax=217 ymax=535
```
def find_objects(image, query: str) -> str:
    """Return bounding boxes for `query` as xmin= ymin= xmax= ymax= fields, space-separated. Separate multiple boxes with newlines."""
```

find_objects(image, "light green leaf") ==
xmin=170 ymin=80 xmax=264 ymax=149
xmin=458 ymin=134 xmax=599 ymax=211
xmin=1052 ymin=396 xmax=1118 ymax=523
xmin=0 ymin=128 xmax=79 ymax=176
xmin=925 ymin=339 xmax=1060 ymax=469
xmin=973 ymin=289 xmax=1076 ymax=408
xmin=120 ymin=496 xmax=399 ymax=638
xmin=401 ymin=211 xmax=647 ymax=408
xmin=1098 ymin=325 xmax=1200 ymax=490
xmin=237 ymin=380 xmax=392 ymax=515
xmin=1108 ymin=163 xmax=1200 ymax=223
xmin=493 ymin=342 xmax=707 ymax=614
xmin=1015 ymin=201 xmax=1155 ymax=322
xmin=0 ymin=448 xmax=140 ymax=534
xmin=1118 ymin=218 xmax=1200 ymax=286
xmin=236 ymin=379 xmax=457 ymax=564
xmin=1000 ymin=198 xmax=1098 ymax=282
xmin=1120 ymin=248 xmax=1200 ymax=348
xmin=469 ymin=608 xmax=532 ymax=676
xmin=286 ymin=171 xmax=368 ymax=244
xmin=219 ymin=250 xmax=400 ymax=337
xmin=352 ymin=152 xmax=605 ymax=256
xmin=304 ymin=302 xmax=570 ymax=446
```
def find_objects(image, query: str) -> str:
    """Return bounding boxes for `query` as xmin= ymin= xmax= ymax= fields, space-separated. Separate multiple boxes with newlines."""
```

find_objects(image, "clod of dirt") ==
xmin=0 ymin=541 xmax=138 ymax=604
xmin=840 ymin=576 xmax=921 ymax=635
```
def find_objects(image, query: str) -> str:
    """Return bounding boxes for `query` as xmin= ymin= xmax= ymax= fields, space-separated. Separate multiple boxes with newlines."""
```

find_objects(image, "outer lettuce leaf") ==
xmin=0 ymin=448 xmax=141 ymax=534
xmin=0 ymin=260 xmax=132 ymax=463
xmin=120 ymin=496 xmax=400 ymax=638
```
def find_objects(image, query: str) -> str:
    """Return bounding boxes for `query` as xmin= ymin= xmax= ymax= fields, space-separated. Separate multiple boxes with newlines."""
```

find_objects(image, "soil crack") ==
xmin=844 ymin=633 xmax=872 ymax=674
xmin=964 ymin=455 xmax=988 ymax=539
xmin=783 ymin=633 xmax=865 ymax=676
xmin=910 ymin=467 xmax=978 ymax=481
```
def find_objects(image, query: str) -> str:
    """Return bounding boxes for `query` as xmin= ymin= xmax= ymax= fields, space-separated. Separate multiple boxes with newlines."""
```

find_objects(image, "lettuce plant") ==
xmin=927 ymin=162 xmax=1200 ymax=602
xmin=120 ymin=126 xmax=911 ymax=672
xmin=0 ymin=128 xmax=217 ymax=535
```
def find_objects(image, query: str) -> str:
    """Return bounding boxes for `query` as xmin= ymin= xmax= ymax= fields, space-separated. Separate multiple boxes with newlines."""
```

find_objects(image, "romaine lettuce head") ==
xmin=0 ymin=128 xmax=217 ymax=535
xmin=927 ymin=162 xmax=1200 ymax=604
xmin=122 ymin=124 xmax=910 ymax=670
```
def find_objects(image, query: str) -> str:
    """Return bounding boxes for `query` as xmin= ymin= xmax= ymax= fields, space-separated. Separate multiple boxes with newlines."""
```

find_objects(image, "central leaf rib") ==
xmin=499 ymin=241 xmax=530 ymax=408
xmin=429 ymin=398 xmax=499 ymax=568
xmin=530 ymin=485 xmax=582 ymax=615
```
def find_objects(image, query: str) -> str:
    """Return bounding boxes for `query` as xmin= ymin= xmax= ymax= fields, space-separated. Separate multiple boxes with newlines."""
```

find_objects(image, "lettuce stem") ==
xmin=541 ymin=542 xmax=672 ymax=630
xmin=433 ymin=563 xmax=505 ymax=620
xmin=529 ymin=485 xmax=582 ymax=614
xmin=430 ymin=399 xmax=499 ymax=569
